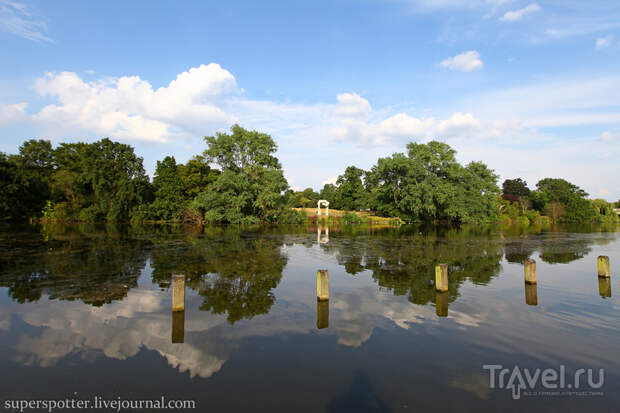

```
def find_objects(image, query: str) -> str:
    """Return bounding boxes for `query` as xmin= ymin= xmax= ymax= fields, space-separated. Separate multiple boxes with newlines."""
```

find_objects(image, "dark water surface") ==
xmin=0 ymin=224 xmax=619 ymax=412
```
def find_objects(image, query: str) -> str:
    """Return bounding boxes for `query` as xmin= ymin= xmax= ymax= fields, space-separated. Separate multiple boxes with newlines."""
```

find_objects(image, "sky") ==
xmin=0 ymin=0 xmax=619 ymax=200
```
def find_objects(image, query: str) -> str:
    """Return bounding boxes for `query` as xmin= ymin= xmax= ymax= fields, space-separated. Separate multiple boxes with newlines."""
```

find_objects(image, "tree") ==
xmin=534 ymin=178 xmax=596 ymax=223
xmin=48 ymin=139 xmax=150 ymax=222
xmin=178 ymin=156 xmax=219 ymax=198
xmin=502 ymin=178 xmax=530 ymax=197
xmin=319 ymin=184 xmax=339 ymax=208
xmin=194 ymin=125 xmax=288 ymax=223
xmin=150 ymin=156 xmax=186 ymax=221
xmin=365 ymin=141 xmax=499 ymax=223
xmin=335 ymin=166 xmax=367 ymax=211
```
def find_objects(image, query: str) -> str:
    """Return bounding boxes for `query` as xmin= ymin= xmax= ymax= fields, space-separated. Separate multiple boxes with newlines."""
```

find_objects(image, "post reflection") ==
xmin=171 ymin=311 xmax=185 ymax=343
xmin=525 ymin=283 xmax=538 ymax=306
xmin=435 ymin=291 xmax=449 ymax=317
xmin=598 ymin=277 xmax=612 ymax=298
xmin=317 ymin=226 xmax=329 ymax=244
xmin=317 ymin=300 xmax=329 ymax=329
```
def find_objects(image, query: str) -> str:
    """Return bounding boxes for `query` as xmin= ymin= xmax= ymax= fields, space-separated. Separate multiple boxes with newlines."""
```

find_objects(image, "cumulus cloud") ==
xmin=499 ymin=3 xmax=541 ymax=22
xmin=330 ymin=94 xmax=437 ymax=145
xmin=439 ymin=51 xmax=483 ymax=72
xmin=31 ymin=63 xmax=237 ymax=142
xmin=0 ymin=64 xmax=481 ymax=150
xmin=0 ymin=102 xmax=27 ymax=124
xmin=437 ymin=112 xmax=481 ymax=137
xmin=0 ymin=0 xmax=52 ymax=42
xmin=596 ymin=35 xmax=613 ymax=49
xmin=334 ymin=93 xmax=372 ymax=119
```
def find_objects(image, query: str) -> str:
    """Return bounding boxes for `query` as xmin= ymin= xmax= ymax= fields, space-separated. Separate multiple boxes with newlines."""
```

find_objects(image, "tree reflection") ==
xmin=149 ymin=226 xmax=287 ymax=324
xmin=319 ymin=226 xmax=504 ymax=305
xmin=0 ymin=224 xmax=147 ymax=305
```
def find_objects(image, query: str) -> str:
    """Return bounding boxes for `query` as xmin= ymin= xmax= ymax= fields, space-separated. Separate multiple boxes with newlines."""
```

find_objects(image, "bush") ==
xmin=342 ymin=212 xmax=362 ymax=225
xmin=275 ymin=209 xmax=306 ymax=224
xmin=182 ymin=206 xmax=204 ymax=225
xmin=41 ymin=201 xmax=73 ymax=222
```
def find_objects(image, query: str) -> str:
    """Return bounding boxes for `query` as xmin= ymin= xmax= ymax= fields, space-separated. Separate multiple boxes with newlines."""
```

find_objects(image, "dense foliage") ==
xmin=1 ymin=128 xmax=617 ymax=225
xmin=498 ymin=177 xmax=618 ymax=225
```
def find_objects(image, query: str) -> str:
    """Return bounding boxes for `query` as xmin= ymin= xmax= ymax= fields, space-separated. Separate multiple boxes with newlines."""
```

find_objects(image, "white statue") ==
xmin=317 ymin=200 xmax=330 ymax=217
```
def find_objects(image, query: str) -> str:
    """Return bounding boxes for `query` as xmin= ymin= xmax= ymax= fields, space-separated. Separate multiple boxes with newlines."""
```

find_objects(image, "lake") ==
xmin=0 ymin=223 xmax=618 ymax=412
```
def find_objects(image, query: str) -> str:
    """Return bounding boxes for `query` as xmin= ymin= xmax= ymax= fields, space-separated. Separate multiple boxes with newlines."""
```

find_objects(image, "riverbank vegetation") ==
xmin=1 ymin=125 xmax=618 ymax=225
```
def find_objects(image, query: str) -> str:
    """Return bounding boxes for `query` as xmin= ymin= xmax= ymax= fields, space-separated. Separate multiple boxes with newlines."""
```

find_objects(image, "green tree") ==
xmin=335 ymin=166 xmax=367 ymax=211
xmin=193 ymin=125 xmax=288 ymax=223
xmin=319 ymin=183 xmax=339 ymax=208
xmin=534 ymin=178 xmax=596 ymax=223
xmin=49 ymin=139 xmax=150 ymax=222
xmin=178 ymin=156 xmax=219 ymax=198
xmin=502 ymin=178 xmax=530 ymax=197
xmin=366 ymin=141 xmax=499 ymax=223
xmin=150 ymin=156 xmax=186 ymax=221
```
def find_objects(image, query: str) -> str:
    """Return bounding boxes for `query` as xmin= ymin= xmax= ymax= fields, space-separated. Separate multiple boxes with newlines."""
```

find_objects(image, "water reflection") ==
xmin=317 ymin=229 xmax=504 ymax=306
xmin=525 ymin=283 xmax=538 ymax=306
xmin=435 ymin=291 xmax=449 ymax=317
xmin=0 ymin=223 xmax=619 ymax=412
xmin=326 ymin=371 xmax=392 ymax=413
xmin=0 ymin=224 xmax=147 ymax=305
xmin=317 ymin=226 xmax=329 ymax=244
xmin=317 ymin=301 xmax=329 ymax=329
xmin=149 ymin=228 xmax=287 ymax=324
xmin=171 ymin=311 xmax=185 ymax=343
xmin=599 ymin=278 xmax=612 ymax=298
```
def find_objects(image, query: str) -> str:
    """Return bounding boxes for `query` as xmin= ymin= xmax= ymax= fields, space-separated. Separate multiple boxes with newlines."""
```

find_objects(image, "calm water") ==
xmin=0 ymin=224 xmax=619 ymax=412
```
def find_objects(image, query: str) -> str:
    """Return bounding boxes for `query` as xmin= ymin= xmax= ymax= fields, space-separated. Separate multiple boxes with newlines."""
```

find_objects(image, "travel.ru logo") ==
xmin=482 ymin=364 xmax=604 ymax=400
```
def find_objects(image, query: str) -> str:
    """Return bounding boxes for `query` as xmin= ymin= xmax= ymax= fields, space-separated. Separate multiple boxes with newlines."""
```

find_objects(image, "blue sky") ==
xmin=1 ymin=0 xmax=619 ymax=200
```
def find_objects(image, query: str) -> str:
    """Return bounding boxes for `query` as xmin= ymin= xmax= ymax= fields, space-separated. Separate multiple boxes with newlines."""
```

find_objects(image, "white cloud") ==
xmin=0 ymin=101 xmax=27 ymax=124
xmin=334 ymin=93 xmax=372 ymax=119
xmin=596 ymin=35 xmax=613 ymax=49
xmin=545 ymin=16 xmax=620 ymax=39
xmin=499 ymin=3 xmax=541 ymax=22
xmin=30 ymin=64 xmax=237 ymax=142
xmin=0 ymin=0 xmax=52 ymax=42
xmin=439 ymin=51 xmax=483 ymax=72
xmin=437 ymin=112 xmax=481 ymax=137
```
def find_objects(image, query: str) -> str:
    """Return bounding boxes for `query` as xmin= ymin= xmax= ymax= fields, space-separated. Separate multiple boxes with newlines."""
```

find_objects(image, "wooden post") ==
xmin=171 ymin=311 xmax=185 ymax=343
xmin=598 ymin=277 xmax=612 ymax=298
xmin=597 ymin=256 xmax=610 ymax=278
xmin=435 ymin=264 xmax=448 ymax=292
xmin=525 ymin=283 xmax=538 ymax=306
xmin=436 ymin=291 xmax=449 ymax=317
xmin=524 ymin=259 xmax=537 ymax=284
xmin=317 ymin=270 xmax=329 ymax=301
xmin=172 ymin=274 xmax=185 ymax=312
xmin=317 ymin=301 xmax=329 ymax=329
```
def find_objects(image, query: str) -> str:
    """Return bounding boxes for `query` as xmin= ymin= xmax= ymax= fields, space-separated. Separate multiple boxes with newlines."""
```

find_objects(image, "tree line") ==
xmin=1 ymin=125 xmax=618 ymax=225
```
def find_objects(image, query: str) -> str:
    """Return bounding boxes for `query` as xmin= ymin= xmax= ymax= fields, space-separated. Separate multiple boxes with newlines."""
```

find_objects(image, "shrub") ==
xmin=342 ymin=212 xmax=362 ymax=225
xmin=275 ymin=209 xmax=306 ymax=224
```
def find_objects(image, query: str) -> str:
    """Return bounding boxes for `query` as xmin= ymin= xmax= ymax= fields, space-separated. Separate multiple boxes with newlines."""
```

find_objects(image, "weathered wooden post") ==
xmin=436 ymin=291 xmax=449 ymax=317
xmin=597 ymin=256 xmax=610 ymax=278
xmin=171 ymin=311 xmax=185 ymax=343
xmin=598 ymin=277 xmax=612 ymax=298
xmin=317 ymin=300 xmax=329 ymax=329
xmin=172 ymin=274 xmax=185 ymax=312
xmin=524 ymin=259 xmax=537 ymax=284
xmin=317 ymin=269 xmax=329 ymax=301
xmin=435 ymin=264 xmax=448 ymax=292
xmin=525 ymin=283 xmax=538 ymax=306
